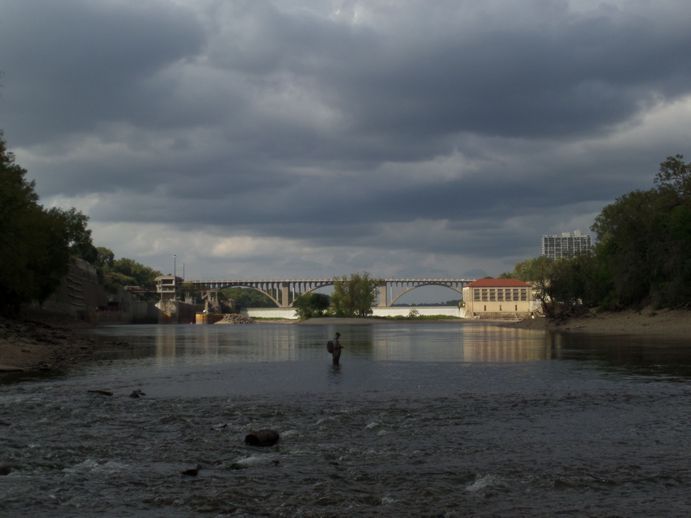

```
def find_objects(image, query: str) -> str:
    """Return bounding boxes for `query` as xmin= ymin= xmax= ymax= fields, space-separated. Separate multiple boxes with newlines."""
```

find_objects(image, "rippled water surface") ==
xmin=2 ymin=322 xmax=691 ymax=517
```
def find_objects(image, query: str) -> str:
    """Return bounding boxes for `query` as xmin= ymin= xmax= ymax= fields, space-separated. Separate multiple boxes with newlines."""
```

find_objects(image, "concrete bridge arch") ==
xmin=175 ymin=277 xmax=473 ymax=308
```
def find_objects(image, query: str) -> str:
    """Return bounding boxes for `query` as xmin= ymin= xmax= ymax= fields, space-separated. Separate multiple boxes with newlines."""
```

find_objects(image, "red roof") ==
xmin=468 ymin=278 xmax=530 ymax=288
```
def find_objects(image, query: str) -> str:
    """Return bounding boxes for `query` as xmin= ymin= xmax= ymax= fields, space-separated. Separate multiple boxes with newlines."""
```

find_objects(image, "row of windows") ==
xmin=473 ymin=288 xmax=528 ymax=302
xmin=476 ymin=305 xmax=520 ymax=312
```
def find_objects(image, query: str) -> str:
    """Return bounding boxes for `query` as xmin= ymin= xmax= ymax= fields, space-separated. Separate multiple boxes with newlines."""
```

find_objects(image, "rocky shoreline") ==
xmin=0 ymin=313 xmax=133 ymax=375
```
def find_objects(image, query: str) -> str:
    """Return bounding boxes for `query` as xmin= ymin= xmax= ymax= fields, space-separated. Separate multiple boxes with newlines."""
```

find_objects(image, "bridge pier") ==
xmin=280 ymin=283 xmax=290 ymax=308
xmin=377 ymin=285 xmax=389 ymax=307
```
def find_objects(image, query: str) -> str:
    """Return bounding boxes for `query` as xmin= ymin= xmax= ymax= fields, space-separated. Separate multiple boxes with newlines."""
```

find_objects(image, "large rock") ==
xmin=244 ymin=429 xmax=280 ymax=447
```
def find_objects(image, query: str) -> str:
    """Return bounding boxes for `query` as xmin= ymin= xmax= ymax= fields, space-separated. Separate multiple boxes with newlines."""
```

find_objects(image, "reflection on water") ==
xmin=129 ymin=322 xmax=554 ymax=365
xmin=89 ymin=321 xmax=691 ymax=383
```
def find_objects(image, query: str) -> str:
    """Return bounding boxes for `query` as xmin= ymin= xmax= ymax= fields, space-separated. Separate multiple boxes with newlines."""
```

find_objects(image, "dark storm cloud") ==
xmin=2 ymin=0 xmax=691 ymax=276
xmin=0 ymin=0 xmax=204 ymax=142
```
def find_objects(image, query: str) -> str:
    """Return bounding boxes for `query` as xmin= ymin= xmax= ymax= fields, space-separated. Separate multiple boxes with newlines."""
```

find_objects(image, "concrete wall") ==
xmin=245 ymin=308 xmax=298 ymax=319
xmin=39 ymin=257 xmax=107 ymax=321
xmin=244 ymin=306 xmax=461 ymax=320
xmin=156 ymin=300 xmax=201 ymax=324
xmin=372 ymin=306 xmax=461 ymax=318
xmin=96 ymin=296 xmax=159 ymax=324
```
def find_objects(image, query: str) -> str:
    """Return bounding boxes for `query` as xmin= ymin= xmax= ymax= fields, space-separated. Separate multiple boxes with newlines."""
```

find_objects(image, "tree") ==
xmin=108 ymin=257 xmax=160 ymax=290
xmin=95 ymin=247 xmax=115 ymax=270
xmin=655 ymin=154 xmax=691 ymax=197
xmin=330 ymin=272 xmax=380 ymax=317
xmin=0 ymin=133 xmax=70 ymax=313
xmin=294 ymin=292 xmax=330 ymax=319
xmin=50 ymin=207 xmax=98 ymax=263
xmin=540 ymin=153 xmax=691 ymax=312
xmin=502 ymin=256 xmax=555 ymax=310
xmin=219 ymin=287 xmax=276 ymax=309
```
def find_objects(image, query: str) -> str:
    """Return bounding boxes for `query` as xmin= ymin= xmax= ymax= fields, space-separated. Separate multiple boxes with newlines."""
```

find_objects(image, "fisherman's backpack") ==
xmin=326 ymin=340 xmax=334 ymax=353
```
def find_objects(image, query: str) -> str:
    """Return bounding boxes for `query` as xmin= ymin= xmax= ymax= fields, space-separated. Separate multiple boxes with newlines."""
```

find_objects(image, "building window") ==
xmin=481 ymin=289 xmax=488 ymax=301
xmin=499 ymin=305 xmax=502 ymax=311
xmin=473 ymin=289 xmax=480 ymax=301
xmin=489 ymin=289 xmax=496 ymax=301
xmin=513 ymin=289 xmax=519 ymax=300
xmin=497 ymin=290 xmax=504 ymax=301
xmin=484 ymin=305 xmax=487 ymax=312
xmin=520 ymin=289 xmax=527 ymax=301
xmin=515 ymin=305 xmax=518 ymax=311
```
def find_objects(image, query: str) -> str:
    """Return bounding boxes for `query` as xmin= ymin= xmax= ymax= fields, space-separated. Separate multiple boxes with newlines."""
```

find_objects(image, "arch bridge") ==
xmin=182 ymin=277 xmax=474 ymax=308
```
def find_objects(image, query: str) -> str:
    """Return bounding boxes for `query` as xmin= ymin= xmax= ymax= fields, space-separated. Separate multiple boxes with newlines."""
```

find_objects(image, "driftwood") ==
xmin=244 ymin=429 xmax=280 ymax=447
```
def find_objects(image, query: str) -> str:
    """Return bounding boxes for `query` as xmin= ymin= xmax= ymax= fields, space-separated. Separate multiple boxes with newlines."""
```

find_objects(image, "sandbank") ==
xmin=511 ymin=308 xmax=691 ymax=341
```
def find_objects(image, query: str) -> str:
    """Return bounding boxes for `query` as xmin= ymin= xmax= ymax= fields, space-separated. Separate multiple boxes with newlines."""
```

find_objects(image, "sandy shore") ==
xmin=0 ymin=314 xmax=126 ymax=374
xmin=512 ymin=308 xmax=691 ymax=340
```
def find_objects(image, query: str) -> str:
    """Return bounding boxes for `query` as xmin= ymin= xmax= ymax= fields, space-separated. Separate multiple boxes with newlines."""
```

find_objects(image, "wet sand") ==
xmin=512 ymin=308 xmax=691 ymax=341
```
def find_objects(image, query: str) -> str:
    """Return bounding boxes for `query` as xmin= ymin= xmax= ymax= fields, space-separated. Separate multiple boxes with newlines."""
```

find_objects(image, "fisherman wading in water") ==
xmin=331 ymin=332 xmax=343 ymax=366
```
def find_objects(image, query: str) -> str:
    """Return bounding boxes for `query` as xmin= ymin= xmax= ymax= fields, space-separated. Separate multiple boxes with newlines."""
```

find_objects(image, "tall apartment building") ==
xmin=541 ymin=230 xmax=592 ymax=260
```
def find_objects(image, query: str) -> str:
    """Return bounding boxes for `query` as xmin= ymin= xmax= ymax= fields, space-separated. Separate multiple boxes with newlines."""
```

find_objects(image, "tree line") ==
xmin=504 ymin=155 xmax=691 ymax=317
xmin=0 ymin=132 xmax=160 ymax=315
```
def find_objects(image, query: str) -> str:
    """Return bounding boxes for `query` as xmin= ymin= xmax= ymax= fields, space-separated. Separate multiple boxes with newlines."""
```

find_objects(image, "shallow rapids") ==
xmin=1 ymin=323 xmax=690 ymax=516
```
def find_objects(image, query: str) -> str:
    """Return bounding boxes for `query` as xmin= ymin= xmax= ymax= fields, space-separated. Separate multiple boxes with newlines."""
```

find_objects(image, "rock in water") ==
xmin=180 ymin=464 xmax=201 ymax=476
xmin=244 ymin=429 xmax=280 ymax=447
xmin=0 ymin=463 xmax=11 ymax=476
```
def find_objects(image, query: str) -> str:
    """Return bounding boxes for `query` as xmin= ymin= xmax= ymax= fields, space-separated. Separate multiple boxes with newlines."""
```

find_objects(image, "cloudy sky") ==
xmin=2 ymin=0 xmax=691 ymax=287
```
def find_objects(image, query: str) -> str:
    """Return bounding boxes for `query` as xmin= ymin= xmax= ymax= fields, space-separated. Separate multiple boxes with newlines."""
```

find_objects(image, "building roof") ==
xmin=468 ymin=278 xmax=530 ymax=288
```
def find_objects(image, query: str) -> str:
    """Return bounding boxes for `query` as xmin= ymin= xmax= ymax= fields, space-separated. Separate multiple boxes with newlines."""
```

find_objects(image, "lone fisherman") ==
xmin=331 ymin=332 xmax=343 ymax=365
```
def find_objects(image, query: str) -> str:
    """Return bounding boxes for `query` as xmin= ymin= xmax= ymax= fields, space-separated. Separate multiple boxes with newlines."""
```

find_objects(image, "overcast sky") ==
xmin=2 ymin=0 xmax=691 ymax=288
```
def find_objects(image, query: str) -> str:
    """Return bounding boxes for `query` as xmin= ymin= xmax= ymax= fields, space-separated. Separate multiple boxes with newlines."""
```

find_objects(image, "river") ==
xmin=1 ymin=322 xmax=690 ymax=517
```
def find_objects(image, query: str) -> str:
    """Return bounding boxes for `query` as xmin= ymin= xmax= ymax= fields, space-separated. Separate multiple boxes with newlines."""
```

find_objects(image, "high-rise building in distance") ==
xmin=541 ymin=230 xmax=592 ymax=260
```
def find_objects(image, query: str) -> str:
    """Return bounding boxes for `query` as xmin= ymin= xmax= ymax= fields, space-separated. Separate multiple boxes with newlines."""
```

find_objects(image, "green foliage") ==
xmin=50 ymin=207 xmax=98 ymax=263
xmin=219 ymin=287 xmax=277 ymax=308
xmin=102 ymin=256 xmax=161 ymax=292
xmin=0 ymin=131 xmax=163 ymax=311
xmin=505 ymin=256 xmax=555 ymax=283
xmin=0 ymin=133 xmax=71 ymax=313
xmin=655 ymin=154 xmax=691 ymax=197
xmin=95 ymin=247 xmax=115 ymax=270
xmin=94 ymin=246 xmax=160 ymax=294
xmin=330 ymin=272 xmax=381 ymax=317
xmin=502 ymin=255 xmax=556 ymax=309
xmin=293 ymin=292 xmax=330 ymax=319
xmin=533 ymin=153 xmax=691 ymax=316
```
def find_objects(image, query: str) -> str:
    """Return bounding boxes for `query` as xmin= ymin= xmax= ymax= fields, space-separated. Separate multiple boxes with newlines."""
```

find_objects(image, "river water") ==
xmin=1 ymin=322 xmax=690 ymax=517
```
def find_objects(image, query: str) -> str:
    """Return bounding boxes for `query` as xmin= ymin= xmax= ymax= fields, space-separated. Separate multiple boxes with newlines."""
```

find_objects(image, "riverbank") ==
xmin=512 ymin=308 xmax=691 ymax=340
xmin=0 ymin=310 xmax=137 ymax=374
xmin=0 ymin=314 xmax=99 ymax=373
